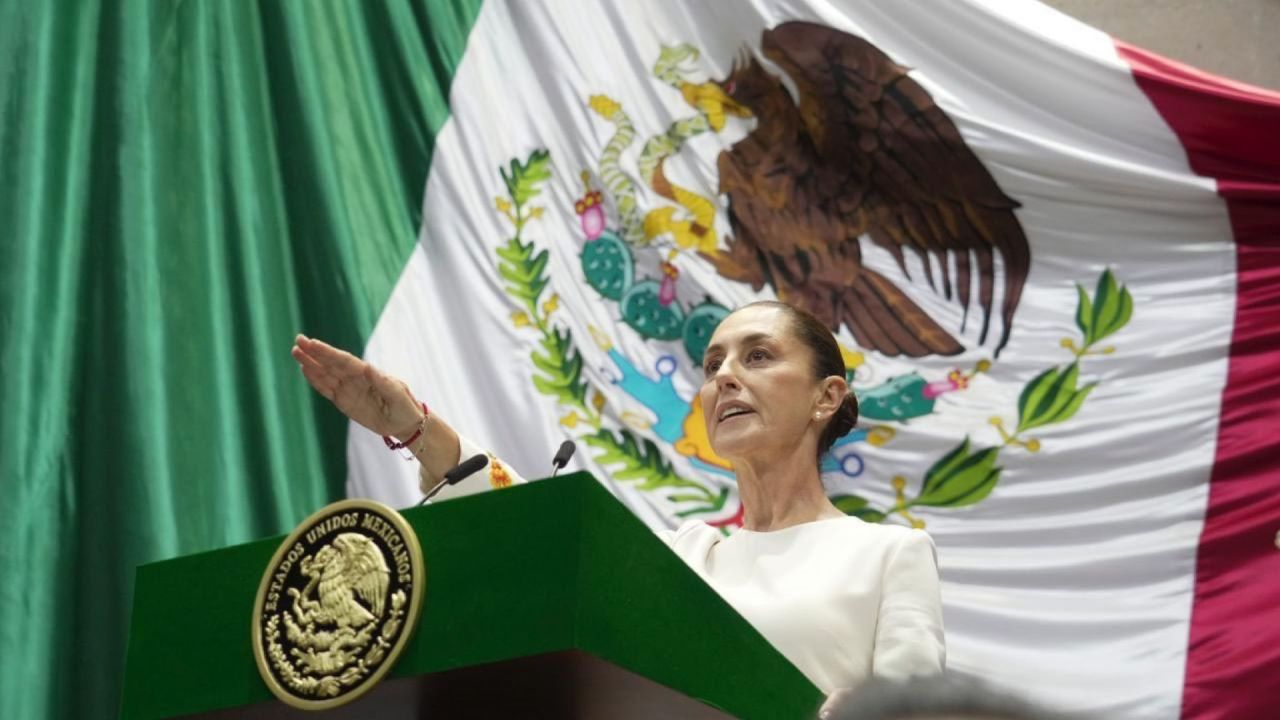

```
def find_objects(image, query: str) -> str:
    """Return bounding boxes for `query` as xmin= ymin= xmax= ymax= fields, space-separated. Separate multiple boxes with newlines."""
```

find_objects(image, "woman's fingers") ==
xmin=296 ymin=335 xmax=366 ymax=378
xmin=296 ymin=337 xmax=380 ymax=403
xmin=297 ymin=366 xmax=328 ymax=397
xmin=298 ymin=364 xmax=336 ymax=401
xmin=292 ymin=345 xmax=340 ymax=394
xmin=291 ymin=344 xmax=326 ymax=374
xmin=293 ymin=334 xmax=418 ymax=436
xmin=293 ymin=337 xmax=357 ymax=401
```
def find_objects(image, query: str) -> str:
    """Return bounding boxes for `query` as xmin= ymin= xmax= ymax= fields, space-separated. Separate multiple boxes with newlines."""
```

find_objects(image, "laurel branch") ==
xmin=265 ymin=590 xmax=408 ymax=698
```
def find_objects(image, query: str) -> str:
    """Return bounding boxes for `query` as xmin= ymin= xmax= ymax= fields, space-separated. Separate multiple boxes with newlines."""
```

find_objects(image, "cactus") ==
xmin=580 ymin=231 xmax=634 ymax=300
xmin=620 ymin=280 xmax=686 ymax=340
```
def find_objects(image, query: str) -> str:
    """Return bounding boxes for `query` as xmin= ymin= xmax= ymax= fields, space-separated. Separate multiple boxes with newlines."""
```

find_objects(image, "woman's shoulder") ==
xmin=841 ymin=516 xmax=929 ymax=541
xmin=836 ymin=517 xmax=935 ymax=554
xmin=657 ymin=515 xmax=934 ymax=555
xmin=658 ymin=518 xmax=724 ymax=546
xmin=786 ymin=517 xmax=936 ymax=568
xmin=778 ymin=514 xmax=926 ymax=542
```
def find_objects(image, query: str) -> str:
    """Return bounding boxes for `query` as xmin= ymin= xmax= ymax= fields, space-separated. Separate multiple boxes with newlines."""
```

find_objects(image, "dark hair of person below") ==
xmin=819 ymin=674 xmax=1072 ymax=720
xmin=738 ymin=300 xmax=859 ymax=458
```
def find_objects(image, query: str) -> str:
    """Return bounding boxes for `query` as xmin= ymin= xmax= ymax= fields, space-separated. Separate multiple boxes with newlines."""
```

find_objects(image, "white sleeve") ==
xmin=420 ymin=433 xmax=527 ymax=503
xmin=872 ymin=529 xmax=947 ymax=678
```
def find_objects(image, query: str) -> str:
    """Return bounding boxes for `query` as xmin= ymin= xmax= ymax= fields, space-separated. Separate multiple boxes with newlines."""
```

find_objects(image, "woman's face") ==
xmin=698 ymin=305 xmax=827 ymax=463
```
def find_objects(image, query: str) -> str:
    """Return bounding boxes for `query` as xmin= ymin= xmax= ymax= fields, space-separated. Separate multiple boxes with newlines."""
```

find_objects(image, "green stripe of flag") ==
xmin=0 ymin=1 xmax=484 ymax=718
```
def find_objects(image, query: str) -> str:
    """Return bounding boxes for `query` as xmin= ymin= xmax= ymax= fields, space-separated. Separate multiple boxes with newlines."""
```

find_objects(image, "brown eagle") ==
xmin=706 ymin=22 xmax=1030 ymax=357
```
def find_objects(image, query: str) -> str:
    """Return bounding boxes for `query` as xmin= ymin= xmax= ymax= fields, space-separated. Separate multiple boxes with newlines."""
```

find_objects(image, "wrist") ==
xmin=383 ymin=402 xmax=430 ymax=451
xmin=391 ymin=410 xmax=426 ymax=443
xmin=406 ymin=415 xmax=434 ymax=457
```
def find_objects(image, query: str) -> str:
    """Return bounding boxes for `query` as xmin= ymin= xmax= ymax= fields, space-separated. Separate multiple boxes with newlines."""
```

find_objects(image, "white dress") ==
xmin=434 ymin=437 xmax=946 ymax=693
xmin=658 ymin=518 xmax=945 ymax=693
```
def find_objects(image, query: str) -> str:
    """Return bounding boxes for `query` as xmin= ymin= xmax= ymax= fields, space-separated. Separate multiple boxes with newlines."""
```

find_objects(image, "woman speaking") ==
xmin=292 ymin=300 xmax=945 ymax=695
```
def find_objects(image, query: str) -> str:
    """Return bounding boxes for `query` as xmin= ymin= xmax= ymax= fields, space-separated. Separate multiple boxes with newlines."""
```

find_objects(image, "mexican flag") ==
xmin=3 ymin=2 xmax=1276 ymax=719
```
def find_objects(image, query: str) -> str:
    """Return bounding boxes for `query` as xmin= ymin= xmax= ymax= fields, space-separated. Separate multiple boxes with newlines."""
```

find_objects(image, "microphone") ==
xmin=418 ymin=453 xmax=488 ymax=505
xmin=550 ymin=440 xmax=576 ymax=477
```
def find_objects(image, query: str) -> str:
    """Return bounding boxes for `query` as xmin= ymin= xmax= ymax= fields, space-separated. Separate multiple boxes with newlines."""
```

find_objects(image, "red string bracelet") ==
xmin=383 ymin=402 xmax=430 ymax=452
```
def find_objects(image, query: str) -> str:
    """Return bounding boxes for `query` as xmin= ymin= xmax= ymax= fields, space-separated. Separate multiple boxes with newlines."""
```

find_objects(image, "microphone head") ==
xmin=552 ymin=440 xmax=576 ymax=469
xmin=444 ymin=453 xmax=489 ymax=485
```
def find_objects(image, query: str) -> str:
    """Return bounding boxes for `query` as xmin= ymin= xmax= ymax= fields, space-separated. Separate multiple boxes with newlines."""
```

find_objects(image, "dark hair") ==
xmin=737 ymin=300 xmax=858 ymax=459
xmin=820 ymin=674 xmax=1065 ymax=720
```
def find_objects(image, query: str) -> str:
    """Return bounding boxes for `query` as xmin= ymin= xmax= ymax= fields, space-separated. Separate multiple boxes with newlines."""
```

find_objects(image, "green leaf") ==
xmin=667 ymin=492 xmax=711 ymax=504
xmin=497 ymin=261 xmax=529 ymax=287
xmin=1020 ymin=362 xmax=1089 ymax=433
xmin=1090 ymin=269 xmax=1117 ymax=346
xmin=496 ymin=235 xmax=552 ymax=308
xmin=496 ymin=240 xmax=532 ymax=264
xmin=497 ymin=252 xmax=548 ymax=287
xmin=1075 ymin=283 xmax=1094 ymax=344
xmin=1095 ymin=283 xmax=1133 ymax=343
xmin=532 ymin=374 xmax=584 ymax=405
xmin=583 ymin=428 xmax=707 ymax=494
xmin=500 ymin=149 xmax=552 ymax=207
xmin=527 ymin=328 xmax=587 ymax=406
xmin=1046 ymin=382 xmax=1096 ymax=426
xmin=915 ymin=443 xmax=1002 ymax=508
xmin=529 ymin=350 xmax=563 ymax=376
xmin=831 ymin=495 xmax=887 ymax=523
xmin=508 ymin=284 xmax=543 ymax=303
xmin=923 ymin=438 xmax=973 ymax=491
xmin=1016 ymin=367 xmax=1060 ymax=433
xmin=526 ymin=277 xmax=550 ymax=303
xmin=527 ymin=249 xmax=550 ymax=282
xmin=1111 ymin=285 xmax=1134 ymax=336
xmin=832 ymin=495 xmax=868 ymax=512
xmin=1038 ymin=362 xmax=1080 ymax=422
xmin=673 ymin=488 xmax=731 ymax=517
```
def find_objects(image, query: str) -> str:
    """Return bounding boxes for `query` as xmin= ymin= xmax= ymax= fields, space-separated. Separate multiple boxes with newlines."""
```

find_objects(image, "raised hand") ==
xmin=291 ymin=335 xmax=423 ymax=440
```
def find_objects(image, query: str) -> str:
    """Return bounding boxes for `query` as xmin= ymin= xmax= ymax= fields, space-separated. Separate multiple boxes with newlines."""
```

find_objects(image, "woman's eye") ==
xmin=704 ymin=359 xmax=721 ymax=375
xmin=749 ymin=349 xmax=768 ymax=362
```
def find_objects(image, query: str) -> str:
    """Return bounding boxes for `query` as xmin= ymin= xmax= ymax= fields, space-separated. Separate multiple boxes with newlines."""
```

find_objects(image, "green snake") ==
xmin=587 ymin=44 xmax=721 ymax=251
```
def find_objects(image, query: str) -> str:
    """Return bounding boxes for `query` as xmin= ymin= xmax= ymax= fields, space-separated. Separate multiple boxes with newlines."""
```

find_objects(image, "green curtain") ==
xmin=0 ymin=1 xmax=482 ymax=717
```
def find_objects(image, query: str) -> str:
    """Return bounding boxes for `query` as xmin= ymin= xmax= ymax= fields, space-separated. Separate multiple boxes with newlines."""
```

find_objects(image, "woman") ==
xmin=292 ymin=301 xmax=945 ymax=694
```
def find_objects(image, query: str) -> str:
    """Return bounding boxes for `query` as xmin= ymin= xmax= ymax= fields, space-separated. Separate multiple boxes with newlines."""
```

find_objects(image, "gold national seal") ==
xmin=251 ymin=499 xmax=424 ymax=710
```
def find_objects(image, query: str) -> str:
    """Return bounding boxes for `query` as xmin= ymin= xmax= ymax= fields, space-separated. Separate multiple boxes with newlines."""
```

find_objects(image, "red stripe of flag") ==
xmin=1115 ymin=42 xmax=1280 ymax=720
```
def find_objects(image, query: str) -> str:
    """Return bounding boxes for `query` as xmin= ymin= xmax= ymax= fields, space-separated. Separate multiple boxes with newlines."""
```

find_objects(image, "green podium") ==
xmin=120 ymin=473 xmax=823 ymax=719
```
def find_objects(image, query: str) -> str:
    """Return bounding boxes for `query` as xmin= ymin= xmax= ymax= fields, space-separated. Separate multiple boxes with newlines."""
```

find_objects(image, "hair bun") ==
xmin=835 ymin=392 xmax=859 ymax=435
xmin=819 ymin=392 xmax=860 ymax=458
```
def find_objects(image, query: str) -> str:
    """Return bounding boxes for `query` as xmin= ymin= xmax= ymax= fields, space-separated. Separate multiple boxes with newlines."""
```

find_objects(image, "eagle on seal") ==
xmin=297 ymin=533 xmax=389 ymax=630
xmin=706 ymin=22 xmax=1030 ymax=357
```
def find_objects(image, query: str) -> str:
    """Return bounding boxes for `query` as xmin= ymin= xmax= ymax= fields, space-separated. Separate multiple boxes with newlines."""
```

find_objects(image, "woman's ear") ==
xmin=815 ymin=375 xmax=849 ymax=416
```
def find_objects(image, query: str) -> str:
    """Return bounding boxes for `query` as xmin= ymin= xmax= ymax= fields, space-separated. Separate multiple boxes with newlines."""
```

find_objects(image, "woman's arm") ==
xmin=872 ymin=529 xmax=947 ymax=678
xmin=291 ymin=334 xmax=524 ymax=495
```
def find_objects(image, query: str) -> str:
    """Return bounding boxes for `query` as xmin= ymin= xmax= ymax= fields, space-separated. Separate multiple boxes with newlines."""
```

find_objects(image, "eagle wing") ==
xmin=337 ymin=534 xmax=390 ymax=620
xmin=761 ymin=21 xmax=1030 ymax=356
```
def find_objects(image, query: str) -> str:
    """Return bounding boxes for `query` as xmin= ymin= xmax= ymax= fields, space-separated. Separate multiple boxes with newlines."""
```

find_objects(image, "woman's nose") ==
xmin=713 ymin=361 xmax=741 ymax=391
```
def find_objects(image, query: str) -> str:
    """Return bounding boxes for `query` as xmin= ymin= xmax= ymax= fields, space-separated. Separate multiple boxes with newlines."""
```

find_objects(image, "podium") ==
xmin=120 ymin=473 xmax=823 ymax=718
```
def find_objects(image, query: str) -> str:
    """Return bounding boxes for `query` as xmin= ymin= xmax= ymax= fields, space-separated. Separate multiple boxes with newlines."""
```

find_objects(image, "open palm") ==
xmin=291 ymin=334 xmax=422 ymax=438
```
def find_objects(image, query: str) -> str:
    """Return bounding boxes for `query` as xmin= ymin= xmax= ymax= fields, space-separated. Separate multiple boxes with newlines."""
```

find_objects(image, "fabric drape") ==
xmin=0 ymin=2 xmax=480 ymax=718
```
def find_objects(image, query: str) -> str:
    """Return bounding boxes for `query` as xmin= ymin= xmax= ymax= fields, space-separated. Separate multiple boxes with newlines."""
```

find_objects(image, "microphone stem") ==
xmin=418 ymin=478 xmax=450 ymax=506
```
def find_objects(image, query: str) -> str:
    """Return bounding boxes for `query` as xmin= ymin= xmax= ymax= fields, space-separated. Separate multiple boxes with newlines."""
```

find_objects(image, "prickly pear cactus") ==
xmin=620 ymin=280 xmax=685 ymax=340
xmin=856 ymin=372 xmax=934 ymax=422
xmin=580 ymin=231 xmax=634 ymax=301
xmin=682 ymin=302 xmax=730 ymax=366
